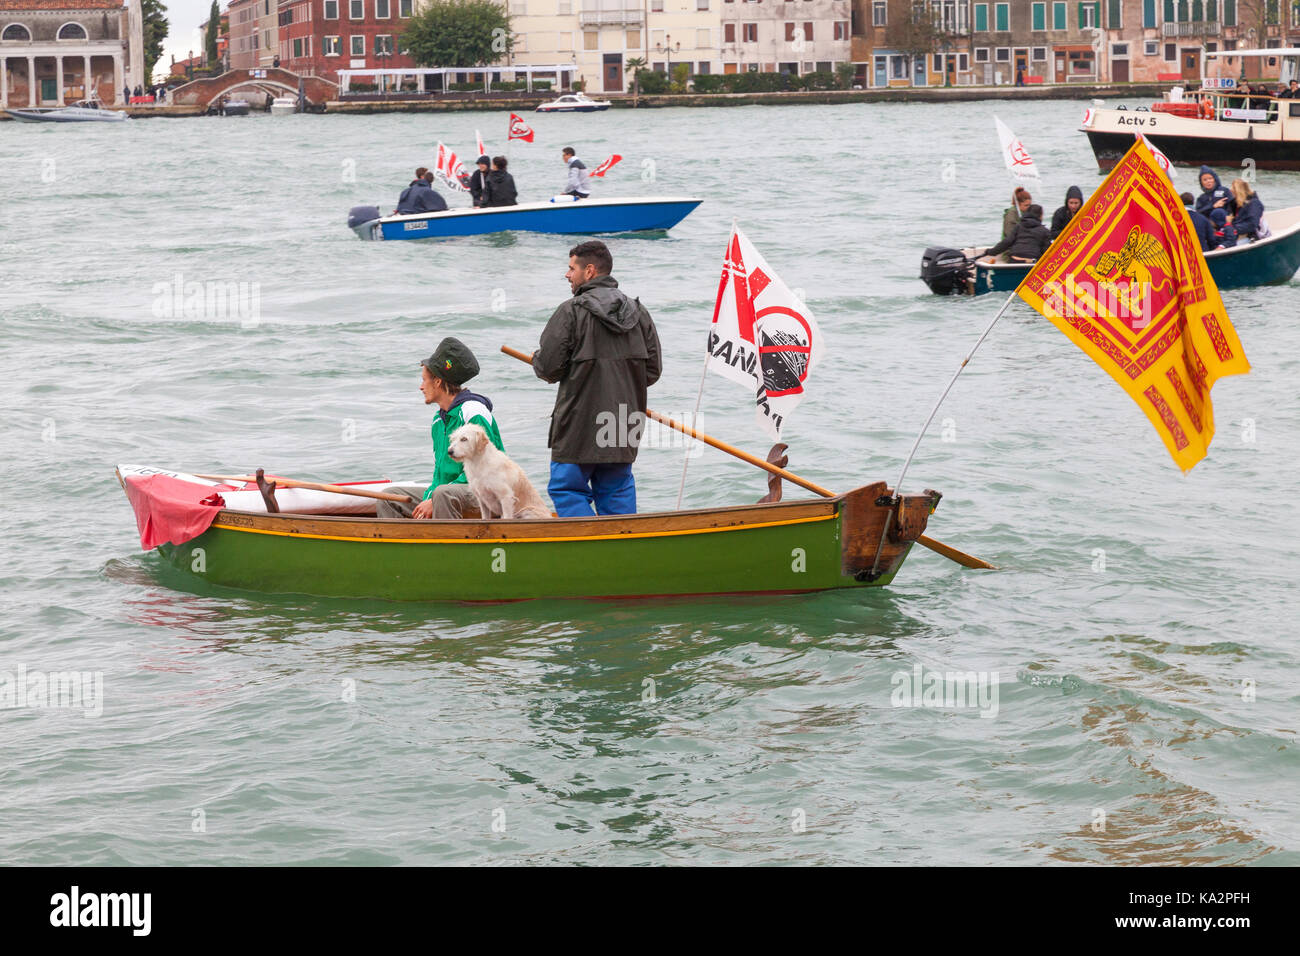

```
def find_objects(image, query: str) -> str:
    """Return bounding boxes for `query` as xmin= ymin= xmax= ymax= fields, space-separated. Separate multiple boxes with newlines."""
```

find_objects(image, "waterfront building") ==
xmin=507 ymin=0 xmax=724 ymax=94
xmin=229 ymin=0 xmax=259 ymax=69
xmin=0 ymin=0 xmax=144 ymax=106
xmin=717 ymin=0 xmax=851 ymax=75
xmin=277 ymin=0 xmax=419 ymax=84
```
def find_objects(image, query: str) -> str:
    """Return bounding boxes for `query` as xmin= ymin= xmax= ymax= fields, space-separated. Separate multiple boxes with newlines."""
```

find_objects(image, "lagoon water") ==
xmin=1 ymin=100 xmax=1297 ymax=865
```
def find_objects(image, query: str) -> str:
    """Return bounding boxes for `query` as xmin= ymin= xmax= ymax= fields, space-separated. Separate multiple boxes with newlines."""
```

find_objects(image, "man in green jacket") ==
xmin=377 ymin=337 xmax=505 ymax=519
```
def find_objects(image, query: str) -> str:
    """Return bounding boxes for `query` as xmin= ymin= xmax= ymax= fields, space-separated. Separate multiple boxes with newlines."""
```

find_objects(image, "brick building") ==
xmin=277 ymin=0 xmax=417 ymax=83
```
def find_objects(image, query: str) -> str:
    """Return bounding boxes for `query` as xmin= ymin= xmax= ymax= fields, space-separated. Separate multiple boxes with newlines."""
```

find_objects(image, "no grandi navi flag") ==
xmin=994 ymin=115 xmax=1040 ymax=184
xmin=707 ymin=226 xmax=824 ymax=440
xmin=1015 ymin=137 xmax=1250 ymax=471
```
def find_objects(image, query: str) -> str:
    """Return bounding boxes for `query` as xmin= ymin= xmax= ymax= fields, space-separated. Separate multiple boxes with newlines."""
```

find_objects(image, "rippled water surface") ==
xmin=1 ymin=101 xmax=1297 ymax=865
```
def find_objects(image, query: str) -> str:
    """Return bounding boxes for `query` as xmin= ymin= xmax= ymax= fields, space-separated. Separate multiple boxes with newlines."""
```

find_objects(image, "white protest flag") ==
xmin=994 ymin=115 xmax=1041 ymax=183
xmin=1136 ymin=131 xmax=1178 ymax=181
xmin=476 ymin=129 xmax=486 ymax=157
xmin=706 ymin=226 xmax=823 ymax=440
xmin=433 ymin=142 xmax=469 ymax=192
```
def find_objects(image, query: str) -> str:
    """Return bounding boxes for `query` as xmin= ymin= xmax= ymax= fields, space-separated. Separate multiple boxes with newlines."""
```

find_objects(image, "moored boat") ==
xmin=922 ymin=205 xmax=1300 ymax=295
xmin=346 ymin=195 xmax=702 ymax=240
xmin=4 ymin=99 xmax=125 ymax=123
xmin=1082 ymin=48 xmax=1300 ymax=171
xmin=536 ymin=92 xmax=611 ymax=113
xmin=116 ymin=465 xmax=940 ymax=602
xmin=270 ymin=96 xmax=297 ymax=116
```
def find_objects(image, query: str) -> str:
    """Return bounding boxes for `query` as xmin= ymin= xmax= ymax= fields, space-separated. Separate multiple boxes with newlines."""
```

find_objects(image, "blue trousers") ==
xmin=549 ymin=462 xmax=636 ymax=517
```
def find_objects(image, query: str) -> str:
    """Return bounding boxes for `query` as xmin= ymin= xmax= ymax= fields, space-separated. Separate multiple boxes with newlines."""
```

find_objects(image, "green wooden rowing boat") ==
xmin=138 ymin=481 xmax=940 ymax=602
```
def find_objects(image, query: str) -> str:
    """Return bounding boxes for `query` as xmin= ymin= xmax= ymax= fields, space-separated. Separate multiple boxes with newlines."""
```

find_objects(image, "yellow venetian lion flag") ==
xmin=1016 ymin=139 xmax=1250 ymax=471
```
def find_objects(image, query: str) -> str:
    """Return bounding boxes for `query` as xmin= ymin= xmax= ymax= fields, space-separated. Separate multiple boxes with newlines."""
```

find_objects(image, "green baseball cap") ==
xmin=421 ymin=337 xmax=479 ymax=385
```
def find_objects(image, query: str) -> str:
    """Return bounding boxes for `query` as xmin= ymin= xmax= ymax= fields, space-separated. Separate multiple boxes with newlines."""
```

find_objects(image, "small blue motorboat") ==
xmin=922 ymin=204 xmax=1300 ymax=295
xmin=347 ymin=196 xmax=702 ymax=240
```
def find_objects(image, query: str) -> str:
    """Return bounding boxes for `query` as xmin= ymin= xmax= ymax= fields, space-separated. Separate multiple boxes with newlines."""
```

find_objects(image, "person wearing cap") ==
xmin=468 ymin=156 xmax=491 ymax=207
xmin=375 ymin=338 xmax=505 ymax=519
xmin=532 ymin=240 xmax=661 ymax=517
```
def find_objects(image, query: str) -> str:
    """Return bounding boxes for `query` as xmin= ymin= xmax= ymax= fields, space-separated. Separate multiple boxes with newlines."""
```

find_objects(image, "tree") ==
xmin=204 ymin=0 xmax=219 ymax=67
xmin=401 ymin=0 xmax=513 ymax=68
xmin=835 ymin=61 xmax=856 ymax=89
xmin=891 ymin=1 xmax=946 ymax=82
xmin=671 ymin=62 xmax=689 ymax=94
xmin=142 ymin=0 xmax=169 ymax=84
xmin=626 ymin=55 xmax=645 ymax=103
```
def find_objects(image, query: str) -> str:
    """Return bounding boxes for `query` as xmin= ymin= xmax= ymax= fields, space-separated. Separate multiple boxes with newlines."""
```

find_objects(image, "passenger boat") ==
xmin=116 ymin=465 xmax=941 ymax=602
xmin=346 ymin=195 xmax=702 ymax=240
xmin=535 ymin=92 xmax=611 ymax=113
xmin=270 ymin=96 xmax=297 ymax=116
xmin=3 ymin=99 xmax=125 ymax=122
xmin=1082 ymin=48 xmax=1300 ymax=170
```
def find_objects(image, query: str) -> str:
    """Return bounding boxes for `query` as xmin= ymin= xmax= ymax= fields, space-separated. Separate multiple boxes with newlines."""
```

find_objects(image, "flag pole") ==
xmin=674 ymin=219 xmax=736 ymax=510
xmin=891 ymin=290 xmax=1018 ymax=496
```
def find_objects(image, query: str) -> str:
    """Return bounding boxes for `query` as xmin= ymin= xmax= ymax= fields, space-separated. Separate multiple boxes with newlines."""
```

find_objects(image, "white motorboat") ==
xmin=535 ymin=92 xmax=611 ymax=113
xmin=270 ymin=96 xmax=297 ymax=116
xmin=4 ymin=99 xmax=125 ymax=123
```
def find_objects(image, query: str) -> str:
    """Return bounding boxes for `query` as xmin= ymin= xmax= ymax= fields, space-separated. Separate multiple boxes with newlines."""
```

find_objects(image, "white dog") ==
xmin=446 ymin=423 xmax=552 ymax=520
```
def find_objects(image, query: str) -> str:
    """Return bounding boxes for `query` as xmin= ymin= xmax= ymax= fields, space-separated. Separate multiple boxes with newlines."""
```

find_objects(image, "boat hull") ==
xmin=967 ymin=204 xmax=1300 ymax=294
xmin=148 ymin=483 xmax=936 ymax=602
xmin=536 ymin=105 xmax=609 ymax=112
xmin=4 ymin=107 xmax=125 ymax=123
xmin=354 ymin=197 xmax=702 ymax=240
xmin=1086 ymin=128 xmax=1300 ymax=171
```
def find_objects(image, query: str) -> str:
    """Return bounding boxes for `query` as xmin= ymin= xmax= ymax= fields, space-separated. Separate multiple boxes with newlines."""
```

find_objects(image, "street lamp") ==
xmin=656 ymin=35 xmax=681 ymax=77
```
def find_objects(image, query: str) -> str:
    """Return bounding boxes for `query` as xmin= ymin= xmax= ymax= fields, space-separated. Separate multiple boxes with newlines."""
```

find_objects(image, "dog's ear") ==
xmin=475 ymin=427 xmax=488 ymax=454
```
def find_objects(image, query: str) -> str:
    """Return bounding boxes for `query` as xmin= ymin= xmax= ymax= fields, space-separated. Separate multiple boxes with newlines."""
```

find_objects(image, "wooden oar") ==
xmin=502 ymin=344 xmax=994 ymax=571
xmin=193 ymin=473 xmax=415 ymax=504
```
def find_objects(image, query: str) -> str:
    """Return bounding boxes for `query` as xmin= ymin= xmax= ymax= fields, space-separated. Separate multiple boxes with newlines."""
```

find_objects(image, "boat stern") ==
xmin=347 ymin=205 xmax=383 ymax=240
xmin=838 ymin=483 xmax=941 ymax=583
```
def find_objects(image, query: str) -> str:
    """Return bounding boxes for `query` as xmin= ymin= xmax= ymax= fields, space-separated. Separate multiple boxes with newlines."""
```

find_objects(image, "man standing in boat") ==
xmin=561 ymin=147 xmax=591 ymax=200
xmin=377 ymin=338 xmax=505 ymax=520
xmin=532 ymin=241 xmax=661 ymax=517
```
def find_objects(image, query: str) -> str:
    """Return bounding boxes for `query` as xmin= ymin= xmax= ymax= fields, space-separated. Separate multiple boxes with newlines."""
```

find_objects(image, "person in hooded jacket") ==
xmin=1194 ymin=166 xmax=1234 ymax=217
xmin=982 ymin=203 xmax=1051 ymax=262
xmin=468 ymin=156 xmax=491 ymax=207
xmin=395 ymin=168 xmax=448 ymax=214
xmin=1050 ymin=185 xmax=1084 ymax=240
xmin=532 ymin=240 xmax=662 ymax=517
xmin=483 ymin=156 xmax=518 ymax=207
xmin=1228 ymin=178 xmax=1267 ymax=240
xmin=1181 ymin=191 xmax=1214 ymax=252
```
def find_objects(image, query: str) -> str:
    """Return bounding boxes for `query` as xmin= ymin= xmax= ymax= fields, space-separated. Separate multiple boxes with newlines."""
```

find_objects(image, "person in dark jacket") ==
xmin=483 ymin=156 xmax=518 ymax=207
xmin=1181 ymin=191 xmax=1214 ymax=252
xmin=983 ymin=204 xmax=1050 ymax=262
xmin=1279 ymin=79 xmax=1300 ymax=99
xmin=1208 ymin=209 xmax=1237 ymax=249
xmin=1229 ymin=178 xmax=1266 ymax=239
xmin=468 ymin=156 xmax=490 ymax=207
xmin=1194 ymin=166 xmax=1234 ymax=217
xmin=122 ymin=84 xmax=130 ymax=105
xmin=1049 ymin=185 xmax=1084 ymax=240
xmin=532 ymin=240 xmax=662 ymax=517
xmin=395 ymin=168 xmax=448 ymax=214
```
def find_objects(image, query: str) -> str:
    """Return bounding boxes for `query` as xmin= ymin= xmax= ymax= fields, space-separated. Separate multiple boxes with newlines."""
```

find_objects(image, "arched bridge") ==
xmin=168 ymin=69 xmax=338 ymax=109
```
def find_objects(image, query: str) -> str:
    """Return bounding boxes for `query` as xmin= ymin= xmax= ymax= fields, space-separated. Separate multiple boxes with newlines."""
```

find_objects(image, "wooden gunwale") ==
xmin=206 ymin=491 xmax=847 ymax=542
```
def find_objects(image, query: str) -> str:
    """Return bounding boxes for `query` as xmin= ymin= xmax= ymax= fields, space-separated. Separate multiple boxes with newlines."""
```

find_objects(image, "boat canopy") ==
xmin=1202 ymin=48 xmax=1299 ymax=86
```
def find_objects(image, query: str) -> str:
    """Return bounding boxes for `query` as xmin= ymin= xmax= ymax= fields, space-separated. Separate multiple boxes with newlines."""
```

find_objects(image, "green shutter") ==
xmin=1094 ymin=1 xmax=1102 ymax=24
xmin=1108 ymin=0 xmax=1120 ymax=25
xmin=1143 ymin=0 xmax=1154 ymax=25
xmin=1207 ymin=0 xmax=1216 ymax=20
xmin=1224 ymin=0 xmax=1235 ymax=24
xmin=975 ymin=3 xmax=987 ymax=30
xmin=1033 ymin=2 xmax=1045 ymax=28
xmin=996 ymin=3 xmax=1009 ymax=30
xmin=1078 ymin=1 xmax=1085 ymax=26
xmin=1054 ymin=1 xmax=1066 ymax=27
xmin=1163 ymin=0 xmax=1173 ymax=19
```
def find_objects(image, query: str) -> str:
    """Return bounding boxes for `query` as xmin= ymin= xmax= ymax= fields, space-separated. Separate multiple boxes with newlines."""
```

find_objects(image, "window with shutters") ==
xmin=743 ymin=23 xmax=757 ymax=41
xmin=1224 ymin=0 xmax=1236 ymax=24
xmin=1142 ymin=0 xmax=1154 ymax=26
xmin=1078 ymin=1 xmax=1098 ymax=28
xmin=995 ymin=2 xmax=1008 ymax=29
xmin=1032 ymin=2 xmax=1045 ymax=28
xmin=785 ymin=21 xmax=795 ymax=40
xmin=1052 ymin=1 xmax=1066 ymax=28
xmin=974 ymin=3 xmax=987 ymax=30
xmin=803 ymin=21 xmax=812 ymax=39
xmin=324 ymin=35 xmax=340 ymax=55
xmin=1107 ymin=0 xmax=1120 ymax=25
xmin=724 ymin=22 xmax=736 ymax=41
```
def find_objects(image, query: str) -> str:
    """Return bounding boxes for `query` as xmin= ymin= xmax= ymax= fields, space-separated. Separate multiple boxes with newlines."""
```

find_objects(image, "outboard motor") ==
xmin=920 ymin=246 xmax=974 ymax=296
xmin=348 ymin=205 xmax=381 ymax=230
xmin=347 ymin=204 xmax=382 ymax=240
